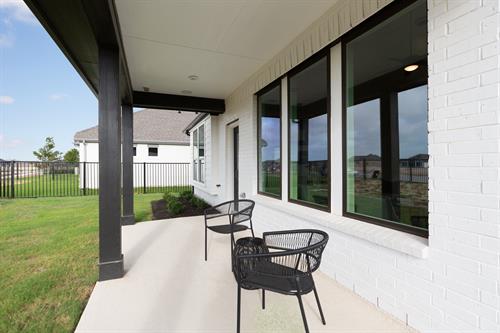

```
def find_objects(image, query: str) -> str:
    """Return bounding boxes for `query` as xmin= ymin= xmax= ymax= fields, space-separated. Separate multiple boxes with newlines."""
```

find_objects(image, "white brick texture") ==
xmin=195 ymin=1 xmax=500 ymax=332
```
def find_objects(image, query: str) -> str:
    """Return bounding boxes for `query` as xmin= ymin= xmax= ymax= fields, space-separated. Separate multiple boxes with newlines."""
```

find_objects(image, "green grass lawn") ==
xmin=0 ymin=193 xmax=163 ymax=333
xmin=1 ymin=173 xmax=191 ymax=198
xmin=2 ymin=174 xmax=82 ymax=198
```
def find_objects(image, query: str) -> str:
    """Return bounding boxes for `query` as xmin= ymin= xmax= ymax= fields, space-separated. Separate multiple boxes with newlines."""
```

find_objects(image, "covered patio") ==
xmin=76 ymin=216 xmax=412 ymax=333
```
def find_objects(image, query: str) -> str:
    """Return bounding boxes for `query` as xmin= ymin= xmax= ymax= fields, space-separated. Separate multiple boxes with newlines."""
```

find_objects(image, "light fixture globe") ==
xmin=404 ymin=64 xmax=419 ymax=72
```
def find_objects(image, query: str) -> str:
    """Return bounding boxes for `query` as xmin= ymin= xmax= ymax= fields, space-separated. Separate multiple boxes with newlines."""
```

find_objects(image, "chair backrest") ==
xmin=230 ymin=199 xmax=255 ymax=223
xmin=263 ymin=229 xmax=329 ymax=274
xmin=204 ymin=199 xmax=255 ymax=221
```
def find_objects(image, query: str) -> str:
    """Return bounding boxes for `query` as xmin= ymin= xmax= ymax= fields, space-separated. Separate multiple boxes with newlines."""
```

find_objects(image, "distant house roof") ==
xmin=408 ymin=154 xmax=429 ymax=160
xmin=353 ymin=154 xmax=381 ymax=161
xmin=74 ymin=109 xmax=197 ymax=145
xmin=183 ymin=113 xmax=209 ymax=135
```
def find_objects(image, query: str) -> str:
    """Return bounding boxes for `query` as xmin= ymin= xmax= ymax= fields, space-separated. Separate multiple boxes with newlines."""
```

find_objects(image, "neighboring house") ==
xmin=74 ymin=109 xmax=196 ymax=189
xmin=74 ymin=108 xmax=196 ymax=163
xmin=29 ymin=0 xmax=500 ymax=332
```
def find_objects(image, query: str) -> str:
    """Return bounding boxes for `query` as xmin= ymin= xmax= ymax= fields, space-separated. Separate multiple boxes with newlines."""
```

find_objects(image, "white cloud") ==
xmin=0 ymin=133 xmax=22 ymax=148
xmin=49 ymin=93 xmax=68 ymax=101
xmin=0 ymin=32 xmax=13 ymax=47
xmin=0 ymin=95 xmax=14 ymax=104
xmin=0 ymin=0 xmax=36 ymax=24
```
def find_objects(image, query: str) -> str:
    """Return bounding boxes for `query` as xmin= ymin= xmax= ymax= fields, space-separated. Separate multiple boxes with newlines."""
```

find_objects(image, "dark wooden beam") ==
xmin=133 ymin=91 xmax=225 ymax=114
xmin=24 ymin=0 xmax=98 ymax=95
xmin=82 ymin=0 xmax=133 ymax=104
xmin=121 ymin=104 xmax=135 ymax=226
xmin=98 ymin=46 xmax=124 ymax=281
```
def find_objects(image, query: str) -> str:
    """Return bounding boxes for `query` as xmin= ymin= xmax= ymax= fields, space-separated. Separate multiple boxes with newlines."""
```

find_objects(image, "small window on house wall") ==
xmin=344 ymin=0 xmax=428 ymax=235
xmin=257 ymin=82 xmax=281 ymax=198
xmin=148 ymin=146 xmax=158 ymax=157
xmin=193 ymin=124 xmax=205 ymax=183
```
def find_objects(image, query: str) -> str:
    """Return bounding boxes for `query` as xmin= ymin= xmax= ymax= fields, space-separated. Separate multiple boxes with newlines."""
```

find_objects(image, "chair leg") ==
xmin=230 ymin=232 xmax=235 ymax=272
xmin=297 ymin=294 xmax=309 ymax=333
xmin=313 ymin=285 xmax=326 ymax=325
xmin=204 ymin=226 xmax=208 ymax=261
xmin=249 ymin=219 xmax=255 ymax=238
xmin=262 ymin=289 xmax=265 ymax=310
xmin=237 ymin=285 xmax=241 ymax=333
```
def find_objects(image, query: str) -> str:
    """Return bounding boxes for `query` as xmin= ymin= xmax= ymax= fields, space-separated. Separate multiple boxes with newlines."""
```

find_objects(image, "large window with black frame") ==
xmin=289 ymin=54 xmax=330 ymax=210
xmin=258 ymin=83 xmax=281 ymax=197
xmin=344 ymin=0 xmax=428 ymax=235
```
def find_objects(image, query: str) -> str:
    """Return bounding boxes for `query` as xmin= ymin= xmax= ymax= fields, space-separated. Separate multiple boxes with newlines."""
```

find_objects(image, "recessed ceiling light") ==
xmin=181 ymin=90 xmax=192 ymax=94
xmin=143 ymin=86 xmax=150 ymax=92
xmin=404 ymin=64 xmax=419 ymax=72
xmin=188 ymin=75 xmax=199 ymax=81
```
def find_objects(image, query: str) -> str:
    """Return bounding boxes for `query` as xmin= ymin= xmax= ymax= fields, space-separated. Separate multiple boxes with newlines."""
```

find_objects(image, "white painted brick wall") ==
xmin=194 ymin=1 xmax=500 ymax=332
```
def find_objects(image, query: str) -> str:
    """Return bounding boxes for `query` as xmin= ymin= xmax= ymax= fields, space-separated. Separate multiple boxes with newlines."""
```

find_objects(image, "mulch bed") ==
xmin=151 ymin=199 xmax=208 ymax=220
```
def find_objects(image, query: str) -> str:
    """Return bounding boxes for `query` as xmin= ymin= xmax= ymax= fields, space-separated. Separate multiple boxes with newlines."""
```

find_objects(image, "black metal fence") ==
xmin=355 ymin=158 xmax=428 ymax=183
xmin=0 ymin=161 xmax=191 ymax=198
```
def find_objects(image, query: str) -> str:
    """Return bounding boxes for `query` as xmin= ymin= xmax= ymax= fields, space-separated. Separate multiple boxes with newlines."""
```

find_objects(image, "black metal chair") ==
xmin=233 ymin=229 xmax=329 ymax=333
xmin=204 ymin=199 xmax=255 ymax=261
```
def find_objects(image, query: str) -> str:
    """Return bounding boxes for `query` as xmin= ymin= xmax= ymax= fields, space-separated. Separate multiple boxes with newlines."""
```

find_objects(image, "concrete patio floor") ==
xmin=76 ymin=216 xmax=414 ymax=333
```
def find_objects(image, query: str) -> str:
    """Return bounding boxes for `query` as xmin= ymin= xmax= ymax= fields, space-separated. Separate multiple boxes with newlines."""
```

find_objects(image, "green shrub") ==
xmin=179 ymin=190 xmax=194 ymax=201
xmin=164 ymin=191 xmax=184 ymax=215
xmin=191 ymin=196 xmax=208 ymax=210
xmin=163 ymin=191 xmax=179 ymax=202
xmin=167 ymin=200 xmax=184 ymax=215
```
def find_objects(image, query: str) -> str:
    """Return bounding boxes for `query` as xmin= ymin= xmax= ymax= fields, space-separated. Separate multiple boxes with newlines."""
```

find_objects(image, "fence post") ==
xmin=83 ymin=162 xmax=87 ymax=195
xmin=10 ymin=161 xmax=15 ymax=198
xmin=409 ymin=160 xmax=413 ymax=182
xmin=143 ymin=162 xmax=146 ymax=194
xmin=362 ymin=158 xmax=367 ymax=180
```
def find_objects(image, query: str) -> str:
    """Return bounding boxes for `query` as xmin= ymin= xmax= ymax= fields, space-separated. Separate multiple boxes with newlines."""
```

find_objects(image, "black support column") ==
xmin=98 ymin=45 xmax=124 ymax=281
xmin=121 ymin=104 xmax=135 ymax=225
xmin=380 ymin=92 xmax=400 ymax=221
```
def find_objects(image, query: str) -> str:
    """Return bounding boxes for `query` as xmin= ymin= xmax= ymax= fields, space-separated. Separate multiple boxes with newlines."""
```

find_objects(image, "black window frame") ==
xmin=148 ymin=146 xmax=158 ymax=157
xmin=133 ymin=146 xmax=136 ymax=157
xmin=287 ymin=50 xmax=331 ymax=212
xmin=341 ymin=0 xmax=429 ymax=238
xmin=256 ymin=80 xmax=282 ymax=199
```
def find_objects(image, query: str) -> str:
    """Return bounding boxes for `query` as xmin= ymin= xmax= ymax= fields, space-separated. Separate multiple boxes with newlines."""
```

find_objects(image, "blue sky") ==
xmin=0 ymin=1 xmax=97 ymax=160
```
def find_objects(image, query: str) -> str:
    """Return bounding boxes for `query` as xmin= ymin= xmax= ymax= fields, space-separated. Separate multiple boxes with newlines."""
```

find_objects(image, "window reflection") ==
xmin=346 ymin=99 xmax=382 ymax=217
xmin=345 ymin=0 xmax=428 ymax=231
xmin=258 ymin=84 xmax=281 ymax=197
xmin=289 ymin=56 xmax=329 ymax=208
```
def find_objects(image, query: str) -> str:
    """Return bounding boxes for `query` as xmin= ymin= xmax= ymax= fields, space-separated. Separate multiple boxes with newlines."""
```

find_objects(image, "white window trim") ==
xmin=192 ymin=123 xmax=206 ymax=184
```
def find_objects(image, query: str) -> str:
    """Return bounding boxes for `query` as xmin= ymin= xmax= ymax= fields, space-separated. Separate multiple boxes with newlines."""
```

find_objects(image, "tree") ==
xmin=33 ymin=137 xmax=62 ymax=162
xmin=63 ymin=148 xmax=79 ymax=163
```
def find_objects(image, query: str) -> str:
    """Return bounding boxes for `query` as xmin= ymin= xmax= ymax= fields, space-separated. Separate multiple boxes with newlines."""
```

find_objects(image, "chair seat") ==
xmin=239 ymin=261 xmax=314 ymax=295
xmin=207 ymin=224 xmax=249 ymax=234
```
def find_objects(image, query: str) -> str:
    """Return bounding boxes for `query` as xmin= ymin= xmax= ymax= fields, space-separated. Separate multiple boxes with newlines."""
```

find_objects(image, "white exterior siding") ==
xmin=77 ymin=142 xmax=191 ymax=163
xmin=77 ymin=142 xmax=191 ymax=189
xmin=192 ymin=117 xmax=222 ymax=206
xmin=192 ymin=1 xmax=500 ymax=332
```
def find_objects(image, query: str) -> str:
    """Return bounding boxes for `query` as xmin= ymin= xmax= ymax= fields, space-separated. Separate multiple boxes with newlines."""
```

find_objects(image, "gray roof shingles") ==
xmin=74 ymin=109 xmax=197 ymax=144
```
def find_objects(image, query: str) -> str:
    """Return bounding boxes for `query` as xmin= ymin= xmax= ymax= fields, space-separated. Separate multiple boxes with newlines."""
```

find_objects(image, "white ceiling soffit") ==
xmin=116 ymin=0 xmax=338 ymax=99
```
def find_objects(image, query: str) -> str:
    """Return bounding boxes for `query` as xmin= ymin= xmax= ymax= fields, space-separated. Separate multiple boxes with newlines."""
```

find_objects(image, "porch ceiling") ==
xmin=115 ymin=0 xmax=338 ymax=100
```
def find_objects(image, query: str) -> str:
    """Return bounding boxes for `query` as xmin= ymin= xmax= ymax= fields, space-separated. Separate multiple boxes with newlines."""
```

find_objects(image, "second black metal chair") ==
xmin=233 ymin=229 xmax=329 ymax=333
xmin=204 ymin=199 xmax=255 ymax=261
